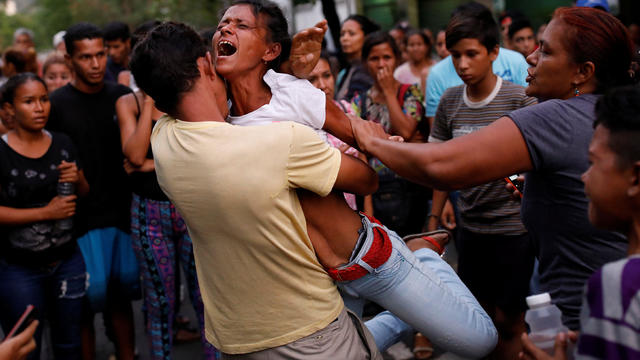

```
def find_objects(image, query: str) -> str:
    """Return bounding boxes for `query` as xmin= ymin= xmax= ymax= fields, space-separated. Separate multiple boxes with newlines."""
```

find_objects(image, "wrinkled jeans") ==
xmin=0 ymin=247 xmax=86 ymax=360
xmin=337 ymin=215 xmax=497 ymax=358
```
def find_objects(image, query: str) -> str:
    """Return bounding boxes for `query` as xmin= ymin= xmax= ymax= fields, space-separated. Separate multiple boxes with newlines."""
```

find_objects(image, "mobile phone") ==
xmin=3 ymin=305 xmax=36 ymax=341
xmin=504 ymin=174 xmax=523 ymax=198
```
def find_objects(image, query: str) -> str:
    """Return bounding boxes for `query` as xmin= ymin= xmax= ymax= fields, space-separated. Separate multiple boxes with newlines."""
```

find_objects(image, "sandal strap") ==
xmin=421 ymin=236 xmax=444 ymax=255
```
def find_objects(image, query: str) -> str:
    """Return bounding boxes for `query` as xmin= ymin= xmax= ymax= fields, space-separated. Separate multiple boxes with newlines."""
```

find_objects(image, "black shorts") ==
xmin=456 ymin=227 xmax=534 ymax=315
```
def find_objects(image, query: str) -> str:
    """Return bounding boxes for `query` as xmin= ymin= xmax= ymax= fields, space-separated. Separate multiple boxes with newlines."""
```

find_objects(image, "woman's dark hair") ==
xmin=404 ymin=29 xmax=432 ymax=52
xmin=1 ymin=73 xmax=47 ymax=105
xmin=362 ymin=31 xmax=401 ymax=62
xmin=594 ymin=85 xmax=640 ymax=168
xmin=130 ymin=22 xmax=207 ymax=116
xmin=445 ymin=4 xmax=499 ymax=51
xmin=343 ymin=15 xmax=380 ymax=36
xmin=552 ymin=7 xmax=633 ymax=92
xmin=226 ymin=0 xmax=291 ymax=70
xmin=131 ymin=20 xmax=161 ymax=49
xmin=3 ymin=48 xmax=30 ymax=73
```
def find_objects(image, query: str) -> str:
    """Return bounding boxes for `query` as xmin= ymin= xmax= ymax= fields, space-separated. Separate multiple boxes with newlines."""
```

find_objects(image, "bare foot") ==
xmin=403 ymin=230 xmax=451 ymax=254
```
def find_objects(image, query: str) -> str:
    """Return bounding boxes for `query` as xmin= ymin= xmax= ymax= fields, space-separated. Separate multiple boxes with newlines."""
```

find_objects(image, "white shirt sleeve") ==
xmin=265 ymin=70 xmax=326 ymax=130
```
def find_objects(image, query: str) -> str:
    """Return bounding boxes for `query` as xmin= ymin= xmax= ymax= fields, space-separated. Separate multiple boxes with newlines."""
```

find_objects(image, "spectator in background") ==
xmin=335 ymin=15 xmax=380 ymax=101
xmin=42 ymin=52 xmax=73 ymax=94
xmin=575 ymin=0 xmax=610 ymax=12
xmin=2 ymin=47 xmax=38 ymax=84
xmin=499 ymin=10 xmax=525 ymax=50
xmin=536 ymin=23 xmax=547 ymax=43
xmin=103 ymin=21 xmax=131 ymax=83
xmin=394 ymin=30 xmax=435 ymax=95
xmin=509 ymin=18 xmax=537 ymax=57
xmin=352 ymin=32 xmax=429 ymax=237
xmin=307 ymin=50 xmax=374 ymax=214
xmin=389 ymin=21 xmax=409 ymax=64
xmin=116 ymin=20 xmax=161 ymax=90
xmin=12 ymin=28 xmax=35 ymax=52
xmin=0 ymin=73 xmax=90 ymax=359
xmin=47 ymin=23 xmax=139 ymax=360
xmin=0 ymin=86 xmax=12 ymax=134
xmin=52 ymin=31 xmax=66 ymax=53
xmin=428 ymin=9 xmax=537 ymax=359
xmin=435 ymin=29 xmax=450 ymax=60
xmin=425 ymin=3 xmax=528 ymax=127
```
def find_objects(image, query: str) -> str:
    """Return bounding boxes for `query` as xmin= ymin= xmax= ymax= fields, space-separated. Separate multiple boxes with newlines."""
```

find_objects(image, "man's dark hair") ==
xmin=508 ymin=18 xmax=533 ymax=39
xmin=226 ymin=0 xmax=291 ymax=70
xmin=594 ymin=85 xmax=640 ymax=168
xmin=131 ymin=20 xmax=161 ymax=49
xmin=130 ymin=22 xmax=206 ymax=116
xmin=362 ymin=31 xmax=401 ymax=63
xmin=103 ymin=21 xmax=131 ymax=42
xmin=64 ymin=23 xmax=103 ymax=56
xmin=445 ymin=2 xmax=499 ymax=51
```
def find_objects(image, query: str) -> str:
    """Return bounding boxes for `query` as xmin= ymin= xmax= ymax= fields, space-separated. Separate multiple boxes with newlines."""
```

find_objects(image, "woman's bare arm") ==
xmin=352 ymin=116 xmax=533 ymax=190
xmin=117 ymin=92 xmax=154 ymax=167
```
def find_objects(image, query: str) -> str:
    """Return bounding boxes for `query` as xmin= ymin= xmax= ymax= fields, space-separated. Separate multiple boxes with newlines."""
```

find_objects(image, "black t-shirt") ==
xmin=105 ymin=58 xmax=126 ymax=84
xmin=47 ymin=83 xmax=132 ymax=236
xmin=129 ymin=119 xmax=168 ymax=201
xmin=0 ymin=131 xmax=80 ymax=265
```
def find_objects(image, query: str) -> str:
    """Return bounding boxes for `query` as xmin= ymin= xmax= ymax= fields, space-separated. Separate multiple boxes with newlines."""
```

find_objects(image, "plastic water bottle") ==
xmin=56 ymin=182 xmax=75 ymax=230
xmin=525 ymin=293 xmax=572 ymax=358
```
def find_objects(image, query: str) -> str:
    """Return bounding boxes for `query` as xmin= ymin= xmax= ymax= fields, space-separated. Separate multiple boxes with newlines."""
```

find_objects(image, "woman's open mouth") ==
xmin=217 ymin=40 xmax=237 ymax=57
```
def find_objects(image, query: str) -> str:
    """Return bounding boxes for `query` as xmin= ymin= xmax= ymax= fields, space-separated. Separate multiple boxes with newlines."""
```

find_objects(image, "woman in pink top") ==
xmin=393 ymin=30 xmax=435 ymax=96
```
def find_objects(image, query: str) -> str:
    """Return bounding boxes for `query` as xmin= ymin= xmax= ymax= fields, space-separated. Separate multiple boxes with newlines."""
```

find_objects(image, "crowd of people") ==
xmin=0 ymin=0 xmax=639 ymax=359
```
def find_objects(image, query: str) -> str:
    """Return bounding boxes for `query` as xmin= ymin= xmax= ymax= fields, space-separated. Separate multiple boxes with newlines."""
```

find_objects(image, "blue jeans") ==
xmin=0 ymin=247 xmax=86 ymax=360
xmin=337 ymin=215 xmax=497 ymax=358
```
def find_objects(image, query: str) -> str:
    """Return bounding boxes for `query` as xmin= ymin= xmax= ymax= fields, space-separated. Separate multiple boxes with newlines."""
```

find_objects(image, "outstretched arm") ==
xmin=351 ymin=116 xmax=533 ymax=190
xmin=281 ymin=20 xmax=328 ymax=78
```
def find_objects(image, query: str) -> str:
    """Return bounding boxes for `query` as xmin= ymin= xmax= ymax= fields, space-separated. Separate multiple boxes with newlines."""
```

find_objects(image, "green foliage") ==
xmin=2 ymin=0 xmax=223 ymax=52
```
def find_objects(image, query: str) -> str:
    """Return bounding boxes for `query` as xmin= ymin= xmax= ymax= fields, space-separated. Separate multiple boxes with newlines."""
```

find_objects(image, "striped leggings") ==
xmin=131 ymin=194 xmax=218 ymax=359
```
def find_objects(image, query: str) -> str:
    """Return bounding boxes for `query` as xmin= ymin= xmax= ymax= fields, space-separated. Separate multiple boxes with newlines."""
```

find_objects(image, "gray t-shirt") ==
xmin=508 ymin=94 xmax=627 ymax=330
xmin=430 ymin=78 xmax=536 ymax=235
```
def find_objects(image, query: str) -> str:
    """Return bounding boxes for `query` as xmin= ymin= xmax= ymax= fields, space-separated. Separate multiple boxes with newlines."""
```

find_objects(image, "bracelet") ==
xmin=428 ymin=214 xmax=440 ymax=219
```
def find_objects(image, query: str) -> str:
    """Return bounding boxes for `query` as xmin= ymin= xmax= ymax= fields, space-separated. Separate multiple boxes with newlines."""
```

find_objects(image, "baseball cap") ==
xmin=575 ymin=0 xmax=610 ymax=12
